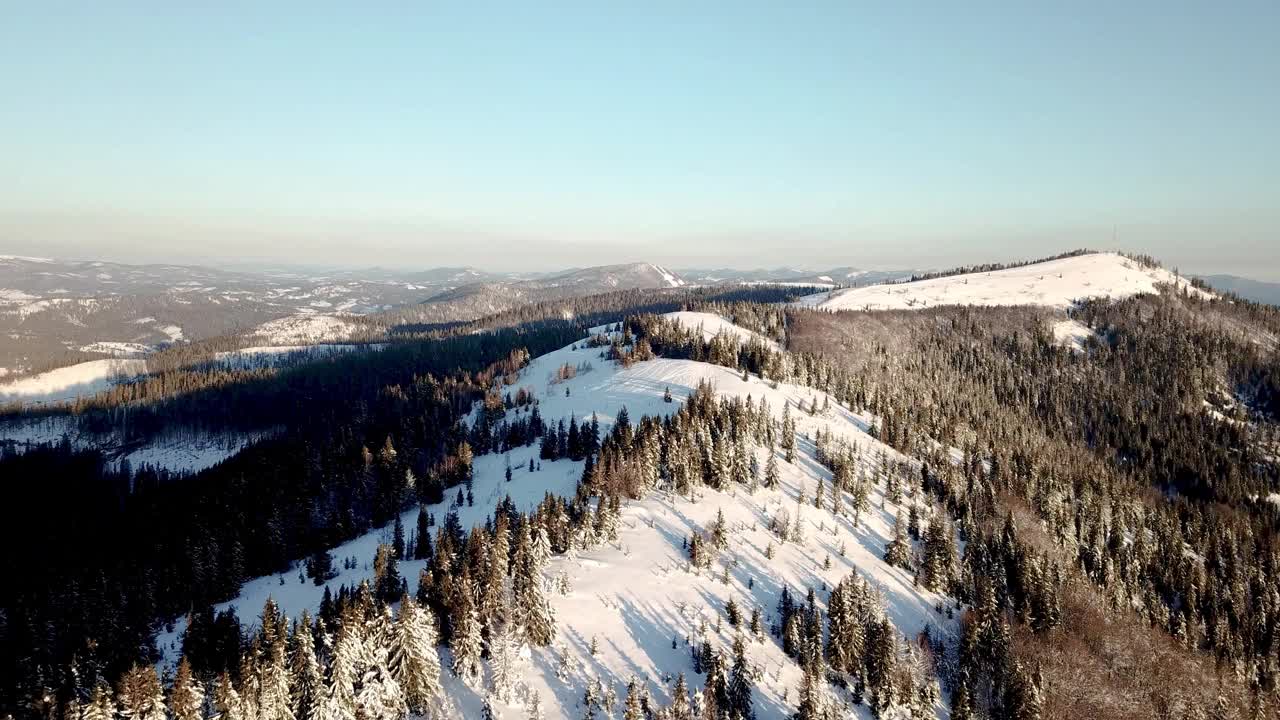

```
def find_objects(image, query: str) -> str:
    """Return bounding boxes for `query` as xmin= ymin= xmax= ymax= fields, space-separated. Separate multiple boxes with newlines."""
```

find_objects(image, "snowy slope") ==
xmin=156 ymin=316 xmax=956 ymax=719
xmin=253 ymin=314 xmax=359 ymax=344
xmin=664 ymin=311 xmax=782 ymax=351
xmin=795 ymin=252 xmax=1209 ymax=311
xmin=1051 ymin=319 xmax=1095 ymax=352
xmin=213 ymin=343 xmax=385 ymax=369
xmin=0 ymin=415 xmax=272 ymax=474
xmin=0 ymin=358 xmax=146 ymax=405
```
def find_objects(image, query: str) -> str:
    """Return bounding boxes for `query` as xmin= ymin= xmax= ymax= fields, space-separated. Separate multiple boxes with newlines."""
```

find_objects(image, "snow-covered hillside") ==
xmin=253 ymin=314 xmax=360 ymax=344
xmin=795 ymin=252 xmax=1208 ymax=312
xmin=0 ymin=415 xmax=273 ymax=474
xmin=665 ymin=311 xmax=782 ymax=351
xmin=0 ymin=358 xmax=146 ymax=405
xmin=157 ymin=313 xmax=957 ymax=718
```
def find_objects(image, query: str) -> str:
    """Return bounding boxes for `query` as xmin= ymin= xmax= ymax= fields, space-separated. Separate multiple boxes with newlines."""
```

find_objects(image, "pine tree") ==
xmin=526 ymin=690 xmax=546 ymax=720
xmin=668 ymin=674 xmax=692 ymax=720
xmin=320 ymin=623 xmax=360 ymax=720
xmin=388 ymin=598 xmax=441 ymax=715
xmin=623 ymin=677 xmax=644 ymax=720
xmin=884 ymin=511 xmax=912 ymax=570
xmin=82 ymin=684 xmax=115 ymax=720
xmin=116 ymin=665 xmax=166 ymax=720
xmin=289 ymin=612 xmax=323 ymax=720
xmin=259 ymin=618 xmax=295 ymax=720
xmin=488 ymin=605 xmax=520 ymax=704
xmin=764 ymin=451 xmax=780 ymax=489
xmin=514 ymin=524 xmax=556 ymax=646
xmin=728 ymin=635 xmax=754 ymax=720
xmin=213 ymin=673 xmax=243 ymax=720
xmin=450 ymin=569 xmax=484 ymax=687
xmin=169 ymin=657 xmax=205 ymax=720
xmin=392 ymin=514 xmax=405 ymax=559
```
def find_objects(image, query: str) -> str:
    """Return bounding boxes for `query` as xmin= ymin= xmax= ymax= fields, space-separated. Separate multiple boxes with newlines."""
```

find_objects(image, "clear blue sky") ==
xmin=2 ymin=2 xmax=1277 ymax=277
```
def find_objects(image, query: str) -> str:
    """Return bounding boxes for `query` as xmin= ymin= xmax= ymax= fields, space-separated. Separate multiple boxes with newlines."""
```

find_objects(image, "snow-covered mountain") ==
xmin=388 ymin=263 xmax=689 ymax=325
xmin=0 ymin=256 xmax=484 ymax=376
xmin=0 ymin=258 xmax=689 ymax=380
xmin=153 ymin=311 xmax=956 ymax=718
xmin=678 ymin=266 xmax=914 ymax=288
xmin=794 ymin=252 xmax=1208 ymax=312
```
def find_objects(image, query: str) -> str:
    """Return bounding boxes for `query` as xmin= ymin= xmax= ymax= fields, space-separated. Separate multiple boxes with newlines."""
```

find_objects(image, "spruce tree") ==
xmin=116 ymin=665 xmax=166 ymax=720
xmin=82 ymin=684 xmax=115 ymax=720
xmin=213 ymin=674 xmax=243 ymax=720
xmin=728 ymin=634 xmax=754 ymax=720
xmin=388 ymin=597 xmax=441 ymax=715
xmin=884 ymin=511 xmax=912 ymax=570
xmin=289 ymin=612 xmax=323 ymax=720
xmin=450 ymin=569 xmax=484 ymax=687
xmin=168 ymin=657 xmax=205 ymax=720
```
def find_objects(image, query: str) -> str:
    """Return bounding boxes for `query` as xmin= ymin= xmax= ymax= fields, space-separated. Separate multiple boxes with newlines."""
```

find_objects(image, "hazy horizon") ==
xmin=3 ymin=3 xmax=1277 ymax=280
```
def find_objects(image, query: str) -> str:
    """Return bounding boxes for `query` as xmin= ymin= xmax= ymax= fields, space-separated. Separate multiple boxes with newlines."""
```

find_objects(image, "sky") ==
xmin=1 ymin=2 xmax=1277 ymax=278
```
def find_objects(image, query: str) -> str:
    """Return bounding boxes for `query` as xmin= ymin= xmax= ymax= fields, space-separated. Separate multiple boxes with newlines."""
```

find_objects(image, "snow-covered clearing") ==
xmin=160 ymin=316 xmax=957 ymax=718
xmin=0 ymin=415 xmax=271 ymax=474
xmin=795 ymin=252 xmax=1209 ymax=312
xmin=664 ymin=311 xmax=782 ymax=352
xmin=0 ymin=358 xmax=147 ymax=405
xmin=213 ymin=343 xmax=384 ymax=369
xmin=1051 ymin=319 xmax=1094 ymax=352
xmin=254 ymin=313 xmax=358 ymax=344
xmin=79 ymin=341 xmax=154 ymax=356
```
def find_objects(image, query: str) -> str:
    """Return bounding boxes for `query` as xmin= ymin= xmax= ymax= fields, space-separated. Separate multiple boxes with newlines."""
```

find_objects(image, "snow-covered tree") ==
xmin=259 ymin=627 xmax=294 ymax=720
xmin=728 ymin=635 xmax=754 ymax=720
xmin=289 ymin=612 xmax=323 ymax=720
xmin=667 ymin=674 xmax=692 ymax=720
xmin=488 ymin=611 xmax=520 ymax=705
xmin=320 ymin=625 xmax=360 ymax=720
xmin=884 ymin=511 xmax=912 ymax=570
xmin=82 ymin=684 xmax=115 ymax=720
xmin=116 ymin=665 xmax=166 ymax=720
xmin=169 ymin=657 xmax=205 ymax=720
xmin=213 ymin=673 xmax=243 ymax=720
xmin=450 ymin=570 xmax=484 ymax=687
xmin=388 ymin=598 xmax=442 ymax=715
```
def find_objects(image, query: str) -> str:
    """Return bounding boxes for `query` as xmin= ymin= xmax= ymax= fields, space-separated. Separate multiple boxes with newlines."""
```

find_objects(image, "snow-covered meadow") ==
xmin=795 ymin=252 xmax=1208 ymax=312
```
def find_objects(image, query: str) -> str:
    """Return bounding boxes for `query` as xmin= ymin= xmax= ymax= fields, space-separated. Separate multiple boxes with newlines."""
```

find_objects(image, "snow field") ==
xmin=795 ymin=252 xmax=1210 ymax=312
xmin=0 ymin=358 xmax=147 ymax=405
xmin=664 ymin=311 xmax=782 ymax=352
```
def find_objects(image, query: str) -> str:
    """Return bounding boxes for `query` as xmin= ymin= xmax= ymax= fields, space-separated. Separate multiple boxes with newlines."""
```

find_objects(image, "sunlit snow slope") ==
xmin=0 ymin=358 xmax=146 ymax=405
xmin=157 ymin=312 xmax=956 ymax=719
xmin=795 ymin=252 xmax=1208 ymax=312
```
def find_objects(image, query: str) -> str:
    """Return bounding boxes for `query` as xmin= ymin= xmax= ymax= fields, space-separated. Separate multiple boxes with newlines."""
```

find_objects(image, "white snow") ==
xmin=156 ymin=317 xmax=956 ymax=718
xmin=254 ymin=313 xmax=358 ymax=344
xmin=650 ymin=263 xmax=687 ymax=288
xmin=663 ymin=311 xmax=782 ymax=351
xmin=0 ymin=288 xmax=39 ymax=304
xmin=0 ymin=415 xmax=267 ymax=474
xmin=80 ymin=341 xmax=153 ymax=356
xmin=213 ymin=344 xmax=384 ymax=369
xmin=0 ymin=358 xmax=147 ymax=405
xmin=158 ymin=324 xmax=185 ymax=342
xmin=795 ymin=252 xmax=1210 ymax=312
xmin=1051 ymin=319 xmax=1095 ymax=352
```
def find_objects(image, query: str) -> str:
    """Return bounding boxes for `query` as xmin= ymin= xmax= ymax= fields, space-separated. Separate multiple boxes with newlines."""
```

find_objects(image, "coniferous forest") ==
xmin=2 ymin=270 xmax=1278 ymax=720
